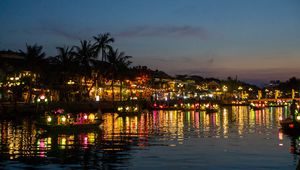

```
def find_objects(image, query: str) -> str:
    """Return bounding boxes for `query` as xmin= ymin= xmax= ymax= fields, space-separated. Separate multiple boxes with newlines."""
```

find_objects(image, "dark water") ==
xmin=0 ymin=106 xmax=298 ymax=169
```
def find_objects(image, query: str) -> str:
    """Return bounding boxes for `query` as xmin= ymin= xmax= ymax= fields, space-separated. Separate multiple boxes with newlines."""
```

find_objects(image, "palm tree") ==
xmin=19 ymin=44 xmax=46 ymax=103
xmin=90 ymin=59 xmax=110 ymax=100
xmin=73 ymin=40 xmax=97 ymax=100
xmin=48 ymin=46 xmax=76 ymax=101
xmin=106 ymin=48 xmax=132 ymax=102
xmin=93 ymin=33 xmax=114 ymax=62
xmin=19 ymin=44 xmax=46 ymax=73
xmin=116 ymin=56 xmax=132 ymax=101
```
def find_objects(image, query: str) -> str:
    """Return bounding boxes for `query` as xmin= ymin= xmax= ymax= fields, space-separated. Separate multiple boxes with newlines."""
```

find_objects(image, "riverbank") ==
xmin=0 ymin=100 xmax=149 ymax=117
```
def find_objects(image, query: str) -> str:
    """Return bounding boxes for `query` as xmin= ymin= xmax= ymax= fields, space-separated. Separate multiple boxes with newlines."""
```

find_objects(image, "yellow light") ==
xmin=297 ymin=116 xmax=300 ymax=121
xmin=126 ymin=106 xmax=130 ymax=111
xmin=117 ymin=107 xmax=123 ymax=111
xmin=61 ymin=137 xmax=66 ymax=145
xmin=47 ymin=137 xmax=52 ymax=145
xmin=61 ymin=116 xmax=66 ymax=122
xmin=47 ymin=116 xmax=52 ymax=122
xmin=88 ymin=114 xmax=95 ymax=121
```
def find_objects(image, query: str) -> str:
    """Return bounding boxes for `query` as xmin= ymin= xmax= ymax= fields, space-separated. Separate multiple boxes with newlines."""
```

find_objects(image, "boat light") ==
xmin=40 ymin=95 xmax=45 ymax=100
xmin=47 ymin=116 xmax=52 ymax=122
xmin=89 ymin=114 xmax=95 ymax=121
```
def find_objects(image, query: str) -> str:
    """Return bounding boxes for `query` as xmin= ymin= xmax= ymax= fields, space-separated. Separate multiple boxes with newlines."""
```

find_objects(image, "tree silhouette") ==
xmin=93 ymin=33 xmax=114 ymax=62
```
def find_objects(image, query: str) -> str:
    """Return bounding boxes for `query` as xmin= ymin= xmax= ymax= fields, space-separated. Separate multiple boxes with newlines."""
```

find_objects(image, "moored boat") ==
xmin=36 ymin=108 xmax=103 ymax=133
xmin=280 ymin=118 xmax=300 ymax=135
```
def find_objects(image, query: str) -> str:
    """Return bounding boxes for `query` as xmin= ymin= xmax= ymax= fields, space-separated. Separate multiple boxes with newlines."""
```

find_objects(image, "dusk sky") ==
xmin=1 ymin=0 xmax=299 ymax=85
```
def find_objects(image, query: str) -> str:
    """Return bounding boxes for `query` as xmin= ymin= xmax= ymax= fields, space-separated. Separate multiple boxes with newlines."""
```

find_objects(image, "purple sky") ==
xmin=1 ymin=0 xmax=300 ymax=85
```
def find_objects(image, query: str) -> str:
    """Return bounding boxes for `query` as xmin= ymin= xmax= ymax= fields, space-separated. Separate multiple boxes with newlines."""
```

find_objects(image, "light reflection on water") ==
xmin=0 ymin=106 xmax=298 ymax=169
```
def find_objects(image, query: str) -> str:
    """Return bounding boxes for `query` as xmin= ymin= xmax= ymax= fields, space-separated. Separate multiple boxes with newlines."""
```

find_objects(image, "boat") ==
xmin=280 ymin=118 xmax=300 ymax=135
xmin=36 ymin=108 xmax=103 ymax=133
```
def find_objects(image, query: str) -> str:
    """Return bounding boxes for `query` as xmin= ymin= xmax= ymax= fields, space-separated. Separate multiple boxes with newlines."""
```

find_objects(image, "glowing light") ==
xmin=84 ymin=115 xmax=88 ymax=120
xmin=40 ymin=95 xmax=45 ymax=100
xmin=61 ymin=138 xmax=66 ymax=145
xmin=297 ymin=116 xmax=300 ymax=121
xmin=118 ymin=107 xmax=123 ymax=111
xmin=88 ymin=114 xmax=95 ymax=121
xmin=95 ymin=95 xmax=100 ymax=101
xmin=61 ymin=116 xmax=66 ymax=122
xmin=47 ymin=116 xmax=52 ymax=122
xmin=289 ymin=124 xmax=294 ymax=129
xmin=278 ymin=131 xmax=283 ymax=140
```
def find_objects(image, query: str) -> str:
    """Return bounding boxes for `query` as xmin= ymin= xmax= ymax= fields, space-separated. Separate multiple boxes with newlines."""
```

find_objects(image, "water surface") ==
xmin=0 ymin=106 xmax=298 ymax=169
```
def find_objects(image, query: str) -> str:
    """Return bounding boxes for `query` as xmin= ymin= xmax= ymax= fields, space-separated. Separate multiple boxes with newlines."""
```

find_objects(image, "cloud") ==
xmin=42 ymin=27 xmax=82 ymax=40
xmin=23 ymin=21 xmax=89 ymax=41
xmin=117 ymin=25 xmax=209 ymax=39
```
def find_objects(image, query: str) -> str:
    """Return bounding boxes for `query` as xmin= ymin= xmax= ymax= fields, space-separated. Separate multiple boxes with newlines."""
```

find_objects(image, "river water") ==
xmin=0 ymin=106 xmax=298 ymax=169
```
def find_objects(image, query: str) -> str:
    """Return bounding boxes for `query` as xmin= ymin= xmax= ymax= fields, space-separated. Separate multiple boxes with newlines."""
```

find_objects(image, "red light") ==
xmin=289 ymin=124 xmax=294 ymax=129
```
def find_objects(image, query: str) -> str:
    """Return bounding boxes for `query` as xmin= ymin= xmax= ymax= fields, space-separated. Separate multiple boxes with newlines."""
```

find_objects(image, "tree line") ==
xmin=1 ymin=33 xmax=147 ymax=102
